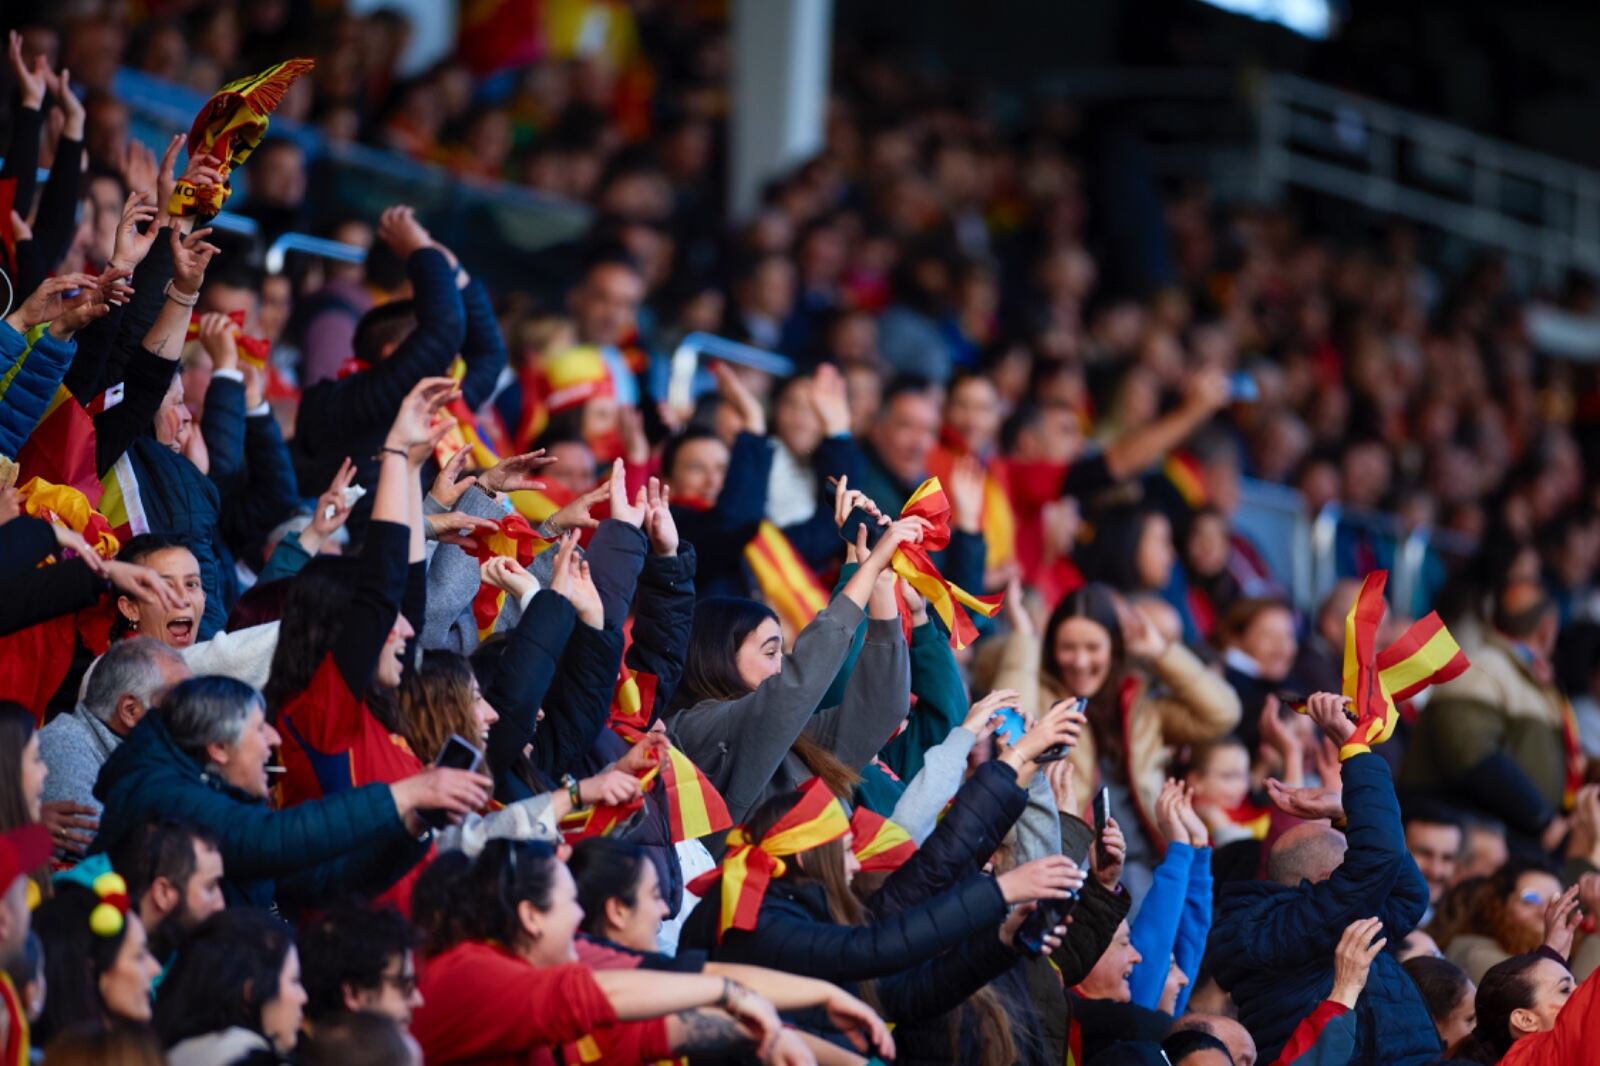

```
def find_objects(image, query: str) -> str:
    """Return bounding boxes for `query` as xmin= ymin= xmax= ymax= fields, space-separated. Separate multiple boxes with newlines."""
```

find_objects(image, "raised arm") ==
xmin=1099 ymin=368 xmax=1229 ymax=481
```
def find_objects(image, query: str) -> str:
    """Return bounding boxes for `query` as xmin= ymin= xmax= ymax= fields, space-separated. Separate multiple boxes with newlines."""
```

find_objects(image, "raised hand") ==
xmin=1264 ymin=776 xmax=1344 ymax=822
xmin=996 ymin=855 xmax=1086 ymax=904
xmin=196 ymin=311 xmax=240 ymax=371
xmin=1155 ymin=779 xmax=1190 ymax=848
xmin=607 ymin=459 xmax=646 ymax=527
xmin=50 ymin=525 xmax=103 ymax=572
xmin=1177 ymin=783 xmax=1210 ymax=847
xmin=809 ymin=363 xmax=851 ymax=438
xmin=6 ymin=273 xmax=100 ymax=333
xmin=566 ymin=558 xmax=604 ymax=630
xmin=480 ymin=449 xmax=556 ymax=494
xmin=1001 ymin=697 xmax=1086 ymax=785
xmin=612 ymin=731 xmax=669 ymax=777
xmin=1544 ymin=883 xmax=1583 ymax=959
xmin=545 ymin=480 xmax=610 ymax=536
xmin=41 ymin=65 xmax=83 ymax=140
xmin=154 ymin=134 xmax=185 ymax=218
xmin=480 ymin=556 xmax=538 ymax=600
xmin=1258 ymin=695 xmax=1305 ymax=786
xmin=1182 ymin=367 xmax=1231 ymax=414
xmin=384 ymin=377 xmax=457 ymax=458
xmin=963 ymin=689 xmax=1020 ymax=735
xmin=429 ymin=445 xmax=478 ymax=509
xmin=426 ymin=511 xmax=498 ymax=548
xmin=302 ymin=457 xmax=358 ymax=554
xmin=170 ymin=226 xmax=222 ymax=295
xmin=1303 ymin=691 xmax=1357 ymax=747
xmin=48 ymin=267 xmax=132 ymax=340
xmin=1329 ymin=917 xmax=1387 ymax=1008
xmin=831 ymin=474 xmax=886 ymax=532
xmin=8 ymin=31 xmax=45 ymax=108
xmin=120 ymin=139 xmax=160 ymax=208
xmin=1119 ymin=601 xmax=1170 ymax=662
xmin=713 ymin=361 xmax=766 ymax=436
xmin=376 ymin=205 xmax=433 ymax=259
xmin=948 ymin=456 xmax=985 ymax=534
xmin=110 ymin=191 xmax=162 ymax=271
xmin=547 ymin=532 xmax=579 ymax=600
xmin=644 ymin=478 xmax=678 ymax=556
xmin=1045 ymin=757 xmax=1079 ymax=817
xmin=1093 ymin=818 xmax=1127 ymax=889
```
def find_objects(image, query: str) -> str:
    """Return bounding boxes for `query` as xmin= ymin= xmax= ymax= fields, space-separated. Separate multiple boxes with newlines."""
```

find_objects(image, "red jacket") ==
xmin=412 ymin=942 xmax=672 ymax=1066
xmin=1500 ymin=966 xmax=1600 ymax=1066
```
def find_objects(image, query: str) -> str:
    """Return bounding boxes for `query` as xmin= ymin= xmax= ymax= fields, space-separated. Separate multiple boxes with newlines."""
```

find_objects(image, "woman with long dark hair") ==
xmin=409 ymin=839 xmax=830 ymax=1065
xmin=667 ymin=479 xmax=923 ymax=818
xmin=0 ymin=702 xmax=55 ymax=887
xmin=31 ymin=875 xmax=161 ymax=1046
xmin=992 ymin=582 xmax=1240 ymax=905
xmin=1450 ymin=951 xmax=1595 ymax=1064
xmin=155 ymin=908 xmax=306 ymax=1065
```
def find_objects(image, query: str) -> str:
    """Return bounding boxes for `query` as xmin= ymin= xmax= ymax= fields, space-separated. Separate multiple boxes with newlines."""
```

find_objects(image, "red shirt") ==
xmin=412 ymin=942 xmax=672 ymax=1066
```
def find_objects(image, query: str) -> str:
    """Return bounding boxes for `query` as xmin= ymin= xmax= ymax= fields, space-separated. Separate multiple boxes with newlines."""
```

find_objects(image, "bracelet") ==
xmin=163 ymin=281 xmax=199 ymax=307
xmin=537 ymin=517 xmax=562 ymax=539
xmin=374 ymin=446 xmax=408 ymax=462
xmin=561 ymin=773 xmax=584 ymax=810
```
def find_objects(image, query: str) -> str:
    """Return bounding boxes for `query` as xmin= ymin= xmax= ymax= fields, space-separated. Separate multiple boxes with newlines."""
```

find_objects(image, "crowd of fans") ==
xmin=1 ymin=2 xmax=1600 ymax=1065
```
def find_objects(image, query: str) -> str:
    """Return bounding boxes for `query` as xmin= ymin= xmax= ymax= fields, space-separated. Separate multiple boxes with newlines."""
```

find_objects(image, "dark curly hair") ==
xmin=154 ymin=908 xmax=295 ymax=1049
xmin=411 ymin=840 xmax=560 ymax=957
xmin=297 ymin=905 xmax=418 ymax=1023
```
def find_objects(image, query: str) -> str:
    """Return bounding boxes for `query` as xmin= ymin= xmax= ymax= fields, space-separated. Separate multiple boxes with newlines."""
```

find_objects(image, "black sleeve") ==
xmin=457 ymin=277 xmax=507 ymax=409
xmin=625 ymin=543 xmax=697 ymax=713
xmin=0 ymin=516 xmax=62 ymax=582
xmin=400 ymin=560 xmax=427 ymax=639
xmin=0 ymin=106 xmax=42 ymax=236
xmin=532 ymin=620 xmax=624 ymax=780
xmin=866 ymin=761 xmax=1027 ymax=917
xmin=874 ymin=926 xmax=1021 ymax=1023
xmin=328 ymin=519 xmax=408 ymax=699
xmin=1054 ymin=879 xmax=1132 ymax=987
xmin=0 ymin=557 xmax=107 ymax=637
xmin=23 ymin=135 xmax=82 ymax=291
xmin=1062 ymin=452 xmax=1116 ymax=500
xmin=94 ymin=347 xmax=177 ymax=477
xmin=63 ymin=301 xmax=127 ymax=404
xmin=485 ymin=591 xmax=577 ymax=799
xmin=307 ymin=249 xmax=464 ymax=435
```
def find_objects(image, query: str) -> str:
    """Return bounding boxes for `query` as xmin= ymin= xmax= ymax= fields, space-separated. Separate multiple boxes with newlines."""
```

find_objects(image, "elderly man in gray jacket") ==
xmin=37 ymin=637 xmax=189 ymax=855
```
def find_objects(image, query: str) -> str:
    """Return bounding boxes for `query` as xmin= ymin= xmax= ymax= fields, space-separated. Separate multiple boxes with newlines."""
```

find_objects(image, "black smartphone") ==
xmin=1093 ymin=786 xmax=1112 ymax=866
xmin=838 ymin=507 xmax=886 ymax=550
xmin=1034 ymin=696 xmax=1085 ymax=765
xmin=421 ymin=734 xmax=483 ymax=828
xmin=1017 ymin=892 xmax=1080 ymax=957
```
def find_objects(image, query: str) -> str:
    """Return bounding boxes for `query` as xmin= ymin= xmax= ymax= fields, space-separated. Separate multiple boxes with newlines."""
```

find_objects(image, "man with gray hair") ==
xmin=37 ymin=638 xmax=189 ymax=854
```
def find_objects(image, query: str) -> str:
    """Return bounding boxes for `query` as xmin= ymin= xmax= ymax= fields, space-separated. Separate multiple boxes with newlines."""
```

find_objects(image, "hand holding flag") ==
xmin=884 ymin=476 xmax=1006 ymax=649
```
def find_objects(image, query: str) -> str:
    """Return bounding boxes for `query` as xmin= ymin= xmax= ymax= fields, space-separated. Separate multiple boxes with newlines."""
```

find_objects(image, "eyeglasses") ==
xmin=1517 ymin=890 xmax=1550 ymax=907
xmin=380 ymin=972 xmax=419 ymax=997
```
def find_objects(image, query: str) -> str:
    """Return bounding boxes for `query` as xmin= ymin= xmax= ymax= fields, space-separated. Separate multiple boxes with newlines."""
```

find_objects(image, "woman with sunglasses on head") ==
xmin=1443 ymin=864 xmax=1600 ymax=983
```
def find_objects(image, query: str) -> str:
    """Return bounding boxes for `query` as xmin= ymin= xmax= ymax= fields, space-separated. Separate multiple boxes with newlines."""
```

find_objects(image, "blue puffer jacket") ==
xmin=90 ymin=714 xmax=429 ymax=912
xmin=0 ymin=321 xmax=75 ymax=459
xmin=1206 ymin=753 xmax=1439 ymax=1064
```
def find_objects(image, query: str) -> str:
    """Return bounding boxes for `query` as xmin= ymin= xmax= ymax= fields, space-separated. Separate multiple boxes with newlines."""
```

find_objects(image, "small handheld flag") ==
xmin=891 ymin=477 xmax=1005 ymax=649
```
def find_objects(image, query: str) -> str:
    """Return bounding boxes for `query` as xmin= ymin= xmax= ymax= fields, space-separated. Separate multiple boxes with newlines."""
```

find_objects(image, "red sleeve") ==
xmin=283 ymin=653 xmax=368 ymax=753
xmin=414 ymin=949 xmax=620 ymax=1061
xmin=1272 ymin=1000 xmax=1348 ymax=1065
xmin=564 ymin=1019 xmax=673 ymax=1065
xmin=1502 ymin=968 xmax=1600 ymax=1066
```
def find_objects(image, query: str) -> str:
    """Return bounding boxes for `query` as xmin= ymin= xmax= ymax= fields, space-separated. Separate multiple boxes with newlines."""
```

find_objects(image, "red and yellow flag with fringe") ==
xmin=849 ymin=807 xmax=916 ymax=873
xmin=744 ymin=520 xmax=829 ymax=633
xmin=1320 ymin=571 xmax=1470 ymax=761
xmin=685 ymin=778 xmax=849 ymax=940
xmin=169 ymin=58 xmax=315 ymax=216
xmin=607 ymin=667 xmax=732 ymax=843
xmin=19 ymin=477 xmax=119 ymax=559
xmin=891 ymin=477 xmax=1005 ymax=650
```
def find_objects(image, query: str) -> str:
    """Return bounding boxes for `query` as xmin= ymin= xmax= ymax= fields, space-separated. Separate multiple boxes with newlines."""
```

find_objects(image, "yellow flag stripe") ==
xmin=1377 ymin=626 xmax=1462 ymax=695
xmin=666 ymin=746 xmax=713 ymax=840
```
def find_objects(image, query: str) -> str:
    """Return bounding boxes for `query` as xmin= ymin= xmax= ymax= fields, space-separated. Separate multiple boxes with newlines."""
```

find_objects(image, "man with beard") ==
xmin=110 ymin=818 xmax=227 ymax=975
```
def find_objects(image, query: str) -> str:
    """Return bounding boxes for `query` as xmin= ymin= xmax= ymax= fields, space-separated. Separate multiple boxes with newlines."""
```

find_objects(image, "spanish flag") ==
xmin=13 ymin=383 xmax=104 ymax=504
xmin=466 ymin=513 xmax=545 ymax=642
xmin=185 ymin=310 xmax=271 ymax=367
xmin=686 ymin=778 xmax=850 ymax=941
xmin=19 ymin=477 xmax=119 ymax=559
xmin=168 ymin=58 xmax=315 ymax=217
xmin=608 ymin=667 xmax=733 ymax=843
xmin=1329 ymin=571 xmax=1470 ymax=761
xmin=849 ymin=807 xmax=916 ymax=873
xmin=1163 ymin=452 xmax=1208 ymax=510
xmin=891 ymin=477 xmax=1005 ymax=650
xmin=559 ymin=759 xmax=658 ymax=844
xmin=743 ymin=521 xmax=829 ymax=634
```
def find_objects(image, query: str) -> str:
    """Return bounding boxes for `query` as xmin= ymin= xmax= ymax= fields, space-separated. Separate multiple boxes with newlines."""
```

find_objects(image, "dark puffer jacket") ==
xmin=91 ymin=713 xmax=428 ymax=912
xmin=1206 ymin=753 xmax=1439 ymax=1064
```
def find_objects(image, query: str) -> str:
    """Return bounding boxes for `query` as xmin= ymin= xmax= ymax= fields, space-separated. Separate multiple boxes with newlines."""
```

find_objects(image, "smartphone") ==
xmin=421 ymin=734 xmax=484 ymax=829
xmin=993 ymin=707 xmax=1027 ymax=747
xmin=1228 ymin=370 xmax=1260 ymax=403
xmin=1017 ymin=892 xmax=1080 ymax=957
xmin=838 ymin=506 xmax=886 ymax=551
xmin=1093 ymin=786 xmax=1112 ymax=867
xmin=1034 ymin=696 xmax=1084 ymax=765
